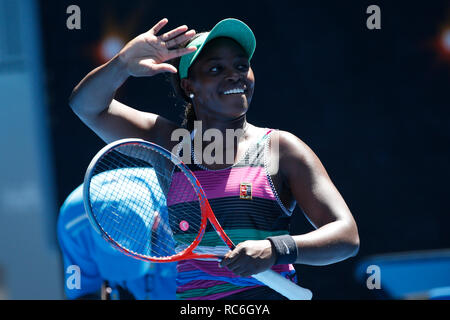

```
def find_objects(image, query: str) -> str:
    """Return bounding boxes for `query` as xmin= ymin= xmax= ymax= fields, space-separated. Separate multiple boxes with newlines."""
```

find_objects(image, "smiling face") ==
xmin=180 ymin=37 xmax=255 ymax=121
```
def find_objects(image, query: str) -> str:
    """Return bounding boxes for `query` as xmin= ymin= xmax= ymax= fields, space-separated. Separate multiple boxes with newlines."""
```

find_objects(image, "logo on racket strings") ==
xmin=180 ymin=220 xmax=190 ymax=232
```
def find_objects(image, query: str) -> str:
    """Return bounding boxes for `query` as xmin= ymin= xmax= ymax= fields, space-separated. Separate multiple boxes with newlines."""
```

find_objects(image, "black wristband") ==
xmin=266 ymin=235 xmax=298 ymax=265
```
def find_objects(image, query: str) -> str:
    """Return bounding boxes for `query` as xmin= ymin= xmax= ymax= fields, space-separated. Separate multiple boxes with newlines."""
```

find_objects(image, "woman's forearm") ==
xmin=293 ymin=220 xmax=360 ymax=266
xmin=69 ymin=54 xmax=130 ymax=119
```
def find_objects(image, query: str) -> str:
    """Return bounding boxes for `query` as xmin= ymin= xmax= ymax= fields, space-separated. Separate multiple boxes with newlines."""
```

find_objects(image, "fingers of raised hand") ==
xmin=163 ymin=29 xmax=196 ymax=49
xmin=144 ymin=19 xmax=197 ymax=60
xmin=149 ymin=19 xmax=196 ymax=46
xmin=149 ymin=18 xmax=169 ymax=35
xmin=159 ymin=25 xmax=188 ymax=42
xmin=166 ymin=46 xmax=197 ymax=61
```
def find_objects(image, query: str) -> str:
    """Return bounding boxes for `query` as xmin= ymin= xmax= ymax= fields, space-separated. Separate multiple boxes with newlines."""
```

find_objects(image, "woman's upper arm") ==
xmin=278 ymin=131 xmax=356 ymax=230
xmin=76 ymin=99 xmax=180 ymax=147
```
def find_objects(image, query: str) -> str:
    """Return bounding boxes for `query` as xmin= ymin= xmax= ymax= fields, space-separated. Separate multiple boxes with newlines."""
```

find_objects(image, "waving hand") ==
xmin=118 ymin=18 xmax=197 ymax=77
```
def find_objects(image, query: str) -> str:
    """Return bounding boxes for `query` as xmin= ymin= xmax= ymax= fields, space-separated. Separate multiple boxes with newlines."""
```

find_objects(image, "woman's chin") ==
xmin=226 ymin=104 xmax=249 ymax=119
xmin=201 ymin=98 xmax=250 ymax=120
xmin=225 ymin=98 xmax=249 ymax=113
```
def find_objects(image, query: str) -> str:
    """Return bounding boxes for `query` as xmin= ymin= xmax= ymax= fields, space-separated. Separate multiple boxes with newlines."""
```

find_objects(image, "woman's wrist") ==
xmin=109 ymin=53 xmax=131 ymax=89
xmin=266 ymin=235 xmax=298 ymax=265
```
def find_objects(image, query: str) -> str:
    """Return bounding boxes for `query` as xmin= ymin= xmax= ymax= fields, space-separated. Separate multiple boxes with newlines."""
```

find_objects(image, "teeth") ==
xmin=224 ymin=88 xmax=245 ymax=95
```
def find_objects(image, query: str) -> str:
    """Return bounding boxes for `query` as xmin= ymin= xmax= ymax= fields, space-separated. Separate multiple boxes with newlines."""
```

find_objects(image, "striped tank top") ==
xmin=170 ymin=129 xmax=297 ymax=300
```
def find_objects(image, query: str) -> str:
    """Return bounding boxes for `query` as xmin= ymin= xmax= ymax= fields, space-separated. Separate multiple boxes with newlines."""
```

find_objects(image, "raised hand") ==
xmin=118 ymin=18 xmax=197 ymax=77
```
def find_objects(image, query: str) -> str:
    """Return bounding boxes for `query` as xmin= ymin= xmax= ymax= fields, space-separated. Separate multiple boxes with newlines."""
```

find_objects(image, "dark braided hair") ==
xmin=167 ymin=32 xmax=208 ymax=132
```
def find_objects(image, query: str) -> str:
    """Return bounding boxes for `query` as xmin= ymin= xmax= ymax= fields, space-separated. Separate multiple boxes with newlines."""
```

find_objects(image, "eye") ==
xmin=209 ymin=65 xmax=222 ymax=73
xmin=237 ymin=63 xmax=249 ymax=71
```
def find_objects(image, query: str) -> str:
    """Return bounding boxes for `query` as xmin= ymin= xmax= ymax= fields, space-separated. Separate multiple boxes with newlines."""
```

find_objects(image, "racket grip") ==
xmin=252 ymin=269 xmax=313 ymax=300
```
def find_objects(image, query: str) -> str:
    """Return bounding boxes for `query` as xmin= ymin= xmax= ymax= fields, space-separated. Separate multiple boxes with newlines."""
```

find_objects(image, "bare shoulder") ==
xmin=274 ymin=130 xmax=330 ymax=181
xmin=276 ymin=130 xmax=318 ymax=164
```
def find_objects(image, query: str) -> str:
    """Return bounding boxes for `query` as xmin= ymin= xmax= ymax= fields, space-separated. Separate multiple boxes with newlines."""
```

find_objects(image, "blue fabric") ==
xmin=57 ymin=168 xmax=177 ymax=300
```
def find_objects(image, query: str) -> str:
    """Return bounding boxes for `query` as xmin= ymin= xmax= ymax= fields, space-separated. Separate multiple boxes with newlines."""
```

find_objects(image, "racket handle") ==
xmin=252 ymin=269 xmax=313 ymax=300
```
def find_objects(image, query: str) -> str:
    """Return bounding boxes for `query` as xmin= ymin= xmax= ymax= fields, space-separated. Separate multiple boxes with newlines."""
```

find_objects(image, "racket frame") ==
xmin=83 ymin=138 xmax=234 ymax=263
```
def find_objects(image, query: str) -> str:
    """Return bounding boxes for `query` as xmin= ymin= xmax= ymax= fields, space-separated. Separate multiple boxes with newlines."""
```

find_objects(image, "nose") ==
xmin=224 ymin=68 xmax=241 ymax=82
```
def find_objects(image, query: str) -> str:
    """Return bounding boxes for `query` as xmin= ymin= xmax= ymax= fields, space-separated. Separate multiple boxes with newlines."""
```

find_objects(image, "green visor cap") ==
xmin=179 ymin=18 xmax=256 ymax=79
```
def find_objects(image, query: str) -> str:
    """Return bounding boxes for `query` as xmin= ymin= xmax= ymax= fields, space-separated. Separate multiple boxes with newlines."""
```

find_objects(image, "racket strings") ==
xmin=88 ymin=143 xmax=204 ymax=260
xmin=91 ymin=151 xmax=159 ymax=241
xmin=92 ymin=171 xmax=175 ymax=257
xmin=90 ymin=176 xmax=156 ymax=254
xmin=92 ymin=149 xmax=177 ymax=257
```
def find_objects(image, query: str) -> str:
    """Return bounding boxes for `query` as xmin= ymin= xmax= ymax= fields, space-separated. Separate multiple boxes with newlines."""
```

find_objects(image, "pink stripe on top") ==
xmin=167 ymin=167 xmax=275 ymax=206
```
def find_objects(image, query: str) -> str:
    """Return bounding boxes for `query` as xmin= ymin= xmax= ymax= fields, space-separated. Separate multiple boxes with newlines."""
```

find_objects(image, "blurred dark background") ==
xmin=38 ymin=0 xmax=450 ymax=299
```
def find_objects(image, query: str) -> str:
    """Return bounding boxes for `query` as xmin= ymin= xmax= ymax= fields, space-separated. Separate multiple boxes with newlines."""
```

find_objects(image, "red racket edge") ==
xmin=84 ymin=139 xmax=225 ymax=263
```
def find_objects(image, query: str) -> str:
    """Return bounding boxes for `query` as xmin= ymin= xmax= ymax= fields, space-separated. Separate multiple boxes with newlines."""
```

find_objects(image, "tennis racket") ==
xmin=83 ymin=138 xmax=313 ymax=300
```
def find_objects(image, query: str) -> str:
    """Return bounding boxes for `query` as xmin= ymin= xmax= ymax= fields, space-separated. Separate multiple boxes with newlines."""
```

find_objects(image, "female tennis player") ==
xmin=69 ymin=18 xmax=359 ymax=300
